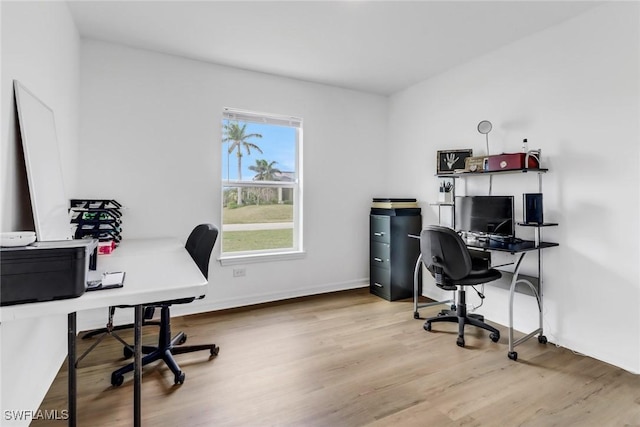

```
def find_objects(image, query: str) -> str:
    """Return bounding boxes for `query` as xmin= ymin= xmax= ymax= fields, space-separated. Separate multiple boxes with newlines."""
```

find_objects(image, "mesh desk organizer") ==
xmin=70 ymin=199 xmax=123 ymax=255
xmin=71 ymin=199 xmax=131 ymax=367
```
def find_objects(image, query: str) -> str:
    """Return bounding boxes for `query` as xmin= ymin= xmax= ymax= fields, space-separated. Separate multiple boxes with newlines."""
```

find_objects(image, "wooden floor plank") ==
xmin=31 ymin=288 xmax=640 ymax=426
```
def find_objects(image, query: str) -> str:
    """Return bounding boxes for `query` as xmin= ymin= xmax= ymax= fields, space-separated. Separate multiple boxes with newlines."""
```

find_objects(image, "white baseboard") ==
xmin=170 ymin=279 xmax=369 ymax=317
xmin=77 ymin=279 xmax=369 ymax=332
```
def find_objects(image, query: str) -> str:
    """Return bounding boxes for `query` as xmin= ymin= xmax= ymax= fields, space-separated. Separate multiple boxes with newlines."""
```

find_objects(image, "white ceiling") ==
xmin=67 ymin=1 xmax=601 ymax=96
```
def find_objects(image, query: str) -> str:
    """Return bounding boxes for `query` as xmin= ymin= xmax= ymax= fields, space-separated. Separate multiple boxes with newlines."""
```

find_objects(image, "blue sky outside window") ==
xmin=222 ymin=120 xmax=296 ymax=182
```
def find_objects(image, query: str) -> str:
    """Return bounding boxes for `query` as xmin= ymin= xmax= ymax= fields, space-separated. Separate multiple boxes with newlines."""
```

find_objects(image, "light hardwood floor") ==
xmin=33 ymin=288 xmax=640 ymax=426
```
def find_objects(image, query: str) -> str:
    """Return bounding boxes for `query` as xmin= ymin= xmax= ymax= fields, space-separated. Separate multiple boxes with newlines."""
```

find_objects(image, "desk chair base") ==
xmin=424 ymin=287 xmax=500 ymax=348
xmin=78 ymin=307 xmax=160 ymax=368
xmin=111 ymin=305 xmax=219 ymax=386
xmin=76 ymin=307 xmax=157 ymax=368
xmin=82 ymin=306 xmax=159 ymax=339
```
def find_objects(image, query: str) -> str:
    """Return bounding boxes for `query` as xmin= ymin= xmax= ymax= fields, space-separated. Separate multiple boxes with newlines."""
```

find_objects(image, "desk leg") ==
xmin=508 ymin=252 xmax=544 ymax=361
xmin=508 ymin=253 xmax=526 ymax=357
xmin=67 ymin=312 xmax=77 ymax=427
xmin=537 ymin=247 xmax=544 ymax=341
xmin=413 ymin=254 xmax=422 ymax=319
xmin=412 ymin=253 xmax=454 ymax=319
xmin=134 ymin=305 xmax=142 ymax=427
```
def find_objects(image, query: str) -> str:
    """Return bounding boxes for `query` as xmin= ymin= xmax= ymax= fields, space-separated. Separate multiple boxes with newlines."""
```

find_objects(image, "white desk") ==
xmin=0 ymin=238 xmax=207 ymax=427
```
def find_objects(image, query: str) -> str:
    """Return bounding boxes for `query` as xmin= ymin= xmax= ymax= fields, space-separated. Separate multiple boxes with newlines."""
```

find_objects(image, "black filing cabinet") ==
xmin=370 ymin=210 xmax=422 ymax=301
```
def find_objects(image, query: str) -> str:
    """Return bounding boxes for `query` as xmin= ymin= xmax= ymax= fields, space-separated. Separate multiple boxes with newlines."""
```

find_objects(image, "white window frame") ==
xmin=219 ymin=108 xmax=304 ymax=265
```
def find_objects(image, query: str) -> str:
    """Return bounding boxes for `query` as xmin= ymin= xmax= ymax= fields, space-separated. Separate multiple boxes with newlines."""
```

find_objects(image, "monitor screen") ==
xmin=455 ymin=196 xmax=515 ymax=238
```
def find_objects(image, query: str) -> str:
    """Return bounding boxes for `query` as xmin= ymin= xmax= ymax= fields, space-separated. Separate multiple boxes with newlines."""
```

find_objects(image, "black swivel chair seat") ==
xmin=111 ymin=224 xmax=219 ymax=386
xmin=421 ymin=225 xmax=502 ymax=348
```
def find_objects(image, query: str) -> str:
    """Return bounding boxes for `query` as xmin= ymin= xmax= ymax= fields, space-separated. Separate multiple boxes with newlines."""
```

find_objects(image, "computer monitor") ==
xmin=455 ymin=196 xmax=515 ymax=238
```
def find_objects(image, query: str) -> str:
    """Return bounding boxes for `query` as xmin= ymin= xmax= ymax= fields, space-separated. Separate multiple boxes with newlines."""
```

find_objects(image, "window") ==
xmin=220 ymin=108 xmax=303 ymax=263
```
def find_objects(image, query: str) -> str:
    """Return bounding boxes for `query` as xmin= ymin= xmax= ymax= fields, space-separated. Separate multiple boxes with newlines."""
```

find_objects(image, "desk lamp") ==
xmin=477 ymin=120 xmax=492 ymax=155
xmin=477 ymin=120 xmax=493 ymax=195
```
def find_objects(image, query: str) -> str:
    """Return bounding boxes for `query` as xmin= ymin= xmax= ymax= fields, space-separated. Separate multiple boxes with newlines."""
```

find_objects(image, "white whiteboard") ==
xmin=14 ymin=80 xmax=72 ymax=241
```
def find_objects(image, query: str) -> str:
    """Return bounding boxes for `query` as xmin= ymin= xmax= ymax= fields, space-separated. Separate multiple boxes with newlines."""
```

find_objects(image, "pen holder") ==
xmin=438 ymin=191 xmax=453 ymax=204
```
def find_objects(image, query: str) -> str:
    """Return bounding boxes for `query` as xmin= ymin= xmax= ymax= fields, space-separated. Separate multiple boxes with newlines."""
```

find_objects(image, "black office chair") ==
xmin=110 ymin=224 xmax=220 ymax=386
xmin=420 ymin=225 xmax=501 ymax=348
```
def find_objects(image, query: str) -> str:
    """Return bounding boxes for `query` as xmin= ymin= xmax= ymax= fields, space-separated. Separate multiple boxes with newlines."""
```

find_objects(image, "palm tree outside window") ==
xmin=220 ymin=108 xmax=303 ymax=259
xmin=222 ymin=122 xmax=263 ymax=206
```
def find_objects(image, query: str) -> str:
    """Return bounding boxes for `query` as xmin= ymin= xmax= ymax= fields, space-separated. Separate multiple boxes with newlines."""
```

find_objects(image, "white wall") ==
xmin=386 ymin=2 xmax=640 ymax=372
xmin=1 ymin=3 xmax=637 ymax=421
xmin=0 ymin=1 xmax=80 ymax=424
xmin=76 ymin=40 xmax=388 ymax=328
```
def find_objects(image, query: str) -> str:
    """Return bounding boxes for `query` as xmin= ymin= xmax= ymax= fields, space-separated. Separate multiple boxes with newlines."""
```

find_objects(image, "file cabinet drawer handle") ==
xmin=373 ymin=282 xmax=383 ymax=288
xmin=373 ymin=232 xmax=385 ymax=237
xmin=373 ymin=257 xmax=383 ymax=263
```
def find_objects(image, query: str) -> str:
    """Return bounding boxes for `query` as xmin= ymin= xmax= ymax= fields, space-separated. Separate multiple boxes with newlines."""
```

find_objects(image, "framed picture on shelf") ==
xmin=436 ymin=149 xmax=473 ymax=174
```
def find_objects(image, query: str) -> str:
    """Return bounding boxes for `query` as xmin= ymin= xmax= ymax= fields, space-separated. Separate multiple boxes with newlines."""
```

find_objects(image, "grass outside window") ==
xmin=223 ymin=204 xmax=292 ymax=224
xmin=222 ymin=204 xmax=294 ymax=252
xmin=223 ymin=229 xmax=293 ymax=252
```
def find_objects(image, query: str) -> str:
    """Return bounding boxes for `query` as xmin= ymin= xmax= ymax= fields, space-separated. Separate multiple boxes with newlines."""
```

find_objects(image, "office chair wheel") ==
xmin=423 ymin=322 xmax=432 ymax=332
xmin=111 ymin=373 xmax=124 ymax=387
xmin=508 ymin=351 xmax=518 ymax=361
xmin=450 ymin=304 xmax=456 ymax=311
xmin=413 ymin=311 xmax=420 ymax=319
xmin=456 ymin=337 xmax=465 ymax=347
xmin=178 ymin=333 xmax=187 ymax=345
xmin=211 ymin=345 xmax=220 ymax=356
xmin=123 ymin=346 xmax=134 ymax=359
xmin=175 ymin=371 xmax=185 ymax=385
xmin=490 ymin=332 xmax=500 ymax=342
xmin=538 ymin=335 xmax=548 ymax=344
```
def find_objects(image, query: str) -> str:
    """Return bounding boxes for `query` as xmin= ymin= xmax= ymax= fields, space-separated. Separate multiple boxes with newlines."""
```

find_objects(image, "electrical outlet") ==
xmin=233 ymin=268 xmax=246 ymax=277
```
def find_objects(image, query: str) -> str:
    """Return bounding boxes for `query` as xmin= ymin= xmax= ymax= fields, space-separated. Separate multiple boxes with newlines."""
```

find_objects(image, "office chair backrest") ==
xmin=185 ymin=224 xmax=218 ymax=279
xmin=420 ymin=225 xmax=472 ymax=282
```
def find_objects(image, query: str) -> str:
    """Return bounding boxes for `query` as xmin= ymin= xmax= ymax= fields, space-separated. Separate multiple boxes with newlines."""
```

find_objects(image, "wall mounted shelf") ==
xmin=437 ymin=168 xmax=548 ymax=178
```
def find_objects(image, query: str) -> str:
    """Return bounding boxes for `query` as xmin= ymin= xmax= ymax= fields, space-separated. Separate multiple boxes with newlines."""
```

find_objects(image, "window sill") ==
xmin=218 ymin=250 xmax=306 ymax=266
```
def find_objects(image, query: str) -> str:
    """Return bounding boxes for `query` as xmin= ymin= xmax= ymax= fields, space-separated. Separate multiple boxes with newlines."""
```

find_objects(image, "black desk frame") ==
xmin=413 ymin=252 xmax=454 ymax=318
xmin=412 ymin=232 xmax=558 ymax=360
xmin=465 ymin=234 xmax=558 ymax=360
xmin=67 ymin=306 xmax=144 ymax=427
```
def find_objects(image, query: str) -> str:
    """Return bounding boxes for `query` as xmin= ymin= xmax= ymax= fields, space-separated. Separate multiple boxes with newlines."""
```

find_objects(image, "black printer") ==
xmin=1 ymin=239 xmax=97 ymax=306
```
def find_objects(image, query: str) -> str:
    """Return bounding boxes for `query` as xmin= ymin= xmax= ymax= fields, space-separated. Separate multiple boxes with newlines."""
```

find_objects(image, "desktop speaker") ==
xmin=523 ymin=193 xmax=543 ymax=224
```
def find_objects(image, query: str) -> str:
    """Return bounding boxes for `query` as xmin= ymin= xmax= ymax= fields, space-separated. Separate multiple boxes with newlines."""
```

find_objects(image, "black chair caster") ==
xmin=538 ymin=335 xmax=548 ymax=344
xmin=490 ymin=332 xmax=500 ymax=342
xmin=508 ymin=351 xmax=518 ymax=361
xmin=111 ymin=373 xmax=124 ymax=387
xmin=413 ymin=311 xmax=420 ymax=319
xmin=456 ymin=337 xmax=465 ymax=347
xmin=211 ymin=345 xmax=220 ymax=356
xmin=424 ymin=322 xmax=432 ymax=332
xmin=175 ymin=371 xmax=185 ymax=385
